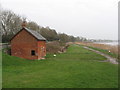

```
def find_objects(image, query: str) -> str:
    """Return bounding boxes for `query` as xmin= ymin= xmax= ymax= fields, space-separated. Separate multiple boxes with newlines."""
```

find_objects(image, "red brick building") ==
xmin=10 ymin=27 xmax=46 ymax=60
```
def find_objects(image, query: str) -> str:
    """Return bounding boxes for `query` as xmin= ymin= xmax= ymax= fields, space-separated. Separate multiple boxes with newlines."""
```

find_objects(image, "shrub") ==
xmin=3 ymin=47 xmax=11 ymax=55
xmin=46 ymin=41 xmax=70 ymax=54
xmin=46 ymin=41 xmax=62 ymax=54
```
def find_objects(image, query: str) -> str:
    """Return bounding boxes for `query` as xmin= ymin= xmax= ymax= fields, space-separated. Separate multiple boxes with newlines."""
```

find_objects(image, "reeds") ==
xmin=75 ymin=42 xmax=118 ymax=55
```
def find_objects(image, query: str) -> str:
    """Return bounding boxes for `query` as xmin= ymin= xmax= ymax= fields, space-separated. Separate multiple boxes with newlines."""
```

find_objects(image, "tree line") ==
xmin=1 ymin=9 xmax=87 ymax=43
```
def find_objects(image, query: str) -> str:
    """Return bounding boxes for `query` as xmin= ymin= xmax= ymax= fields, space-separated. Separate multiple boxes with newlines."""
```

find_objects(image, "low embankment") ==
xmin=2 ymin=45 xmax=118 ymax=88
xmin=75 ymin=42 xmax=118 ymax=54
xmin=75 ymin=42 xmax=119 ymax=58
xmin=46 ymin=41 xmax=70 ymax=54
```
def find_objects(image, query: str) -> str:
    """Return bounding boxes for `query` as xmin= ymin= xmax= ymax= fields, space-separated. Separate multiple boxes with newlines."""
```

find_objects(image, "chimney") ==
xmin=21 ymin=21 xmax=27 ymax=28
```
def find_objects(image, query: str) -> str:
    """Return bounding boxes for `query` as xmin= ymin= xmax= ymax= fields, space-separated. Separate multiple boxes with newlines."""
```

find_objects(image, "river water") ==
xmin=95 ymin=42 xmax=118 ymax=46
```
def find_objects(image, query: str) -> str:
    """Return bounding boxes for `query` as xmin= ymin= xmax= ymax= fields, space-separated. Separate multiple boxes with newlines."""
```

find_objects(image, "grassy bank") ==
xmin=75 ymin=42 xmax=118 ymax=58
xmin=88 ymin=46 xmax=118 ymax=58
xmin=2 ymin=45 xmax=118 ymax=88
xmin=0 ymin=51 xmax=2 ymax=89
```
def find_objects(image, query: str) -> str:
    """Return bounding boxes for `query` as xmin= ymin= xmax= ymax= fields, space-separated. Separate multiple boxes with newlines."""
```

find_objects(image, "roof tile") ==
xmin=24 ymin=28 xmax=46 ymax=41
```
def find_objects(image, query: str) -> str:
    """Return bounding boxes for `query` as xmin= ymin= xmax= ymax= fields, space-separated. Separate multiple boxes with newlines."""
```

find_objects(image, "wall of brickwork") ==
xmin=37 ymin=41 xmax=46 ymax=59
xmin=11 ymin=29 xmax=38 ymax=60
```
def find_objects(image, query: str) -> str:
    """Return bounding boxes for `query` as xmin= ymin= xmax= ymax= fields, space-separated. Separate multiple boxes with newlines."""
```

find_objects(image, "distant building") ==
xmin=10 ymin=25 xmax=46 ymax=60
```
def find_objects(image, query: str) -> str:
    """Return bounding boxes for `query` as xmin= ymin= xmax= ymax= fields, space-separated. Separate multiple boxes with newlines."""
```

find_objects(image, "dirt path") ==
xmin=83 ymin=46 xmax=118 ymax=64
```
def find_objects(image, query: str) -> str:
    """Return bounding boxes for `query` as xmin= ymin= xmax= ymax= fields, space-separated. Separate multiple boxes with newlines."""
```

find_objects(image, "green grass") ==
xmin=87 ymin=46 xmax=118 ymax=58
xmin=0 ymin=50 xmax=2 ymax=89
xmin=2 ymin=45 xmax=118 ymax=88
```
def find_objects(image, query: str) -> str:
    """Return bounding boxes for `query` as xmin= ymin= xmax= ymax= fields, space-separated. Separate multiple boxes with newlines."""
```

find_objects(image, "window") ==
xmin=31 ymin=50 xmax=35 ymax=55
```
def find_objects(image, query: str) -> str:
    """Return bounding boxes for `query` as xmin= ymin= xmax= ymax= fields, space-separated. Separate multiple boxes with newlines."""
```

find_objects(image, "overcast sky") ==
xmin=0 ymin=0 xmax=119 ymax=40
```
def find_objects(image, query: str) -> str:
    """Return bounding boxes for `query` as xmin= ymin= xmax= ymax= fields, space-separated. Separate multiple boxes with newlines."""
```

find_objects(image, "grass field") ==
xmin=0 ymin=51 xmax=2 ymax=89
xmin=75 ymin=42 xmax=118 ymax=55
xmin=87 ymin=46 xmax=118 ymax=58
xmin=2 ymin=45 xmax=118 ymax=88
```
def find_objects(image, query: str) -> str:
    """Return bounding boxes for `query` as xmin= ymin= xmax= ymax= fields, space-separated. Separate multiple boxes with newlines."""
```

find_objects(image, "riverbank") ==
xmin=95 ymin=41 xmax=118 ymax=46
xmin=83 ymin=46 xmax=118 ymax=64
xmin=3 ymin=45 xmax=118 ymax=88
xmin=75 ymin=42 xmax=119 ymax=57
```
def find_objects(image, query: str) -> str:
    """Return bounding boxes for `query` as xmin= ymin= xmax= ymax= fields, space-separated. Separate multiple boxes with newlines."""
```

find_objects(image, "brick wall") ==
xmin=38 ymin=41 xmax=46 ymax=59
xmin=11 ymin=29 xmax=38 ymax=60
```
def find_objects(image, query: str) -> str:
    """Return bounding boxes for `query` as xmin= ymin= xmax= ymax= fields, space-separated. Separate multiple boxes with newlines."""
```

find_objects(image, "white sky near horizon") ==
xmin=0 ymin=0 xmax=119 ymax=40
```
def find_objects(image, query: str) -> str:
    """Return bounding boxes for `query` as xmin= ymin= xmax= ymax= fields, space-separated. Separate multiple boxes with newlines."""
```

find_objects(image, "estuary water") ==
xmin=96 ymin=42 xmax=118 ymax=46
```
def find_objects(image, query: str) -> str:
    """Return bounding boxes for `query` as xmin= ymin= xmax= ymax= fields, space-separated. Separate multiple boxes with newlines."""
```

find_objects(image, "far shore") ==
xmin=94 ymin=41 xmax=118 ymax=46
xmin=75 ymin=42 xmax=119 ymax=55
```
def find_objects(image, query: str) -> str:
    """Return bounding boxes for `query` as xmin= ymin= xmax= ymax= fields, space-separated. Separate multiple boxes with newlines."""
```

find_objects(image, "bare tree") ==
xmin=1 ymin=9 xmax=23 ymax=42
xmin=26 ymin=21 xmax=42 ymax=31
xmin=1 ymin=10 xmax=23 ymax=36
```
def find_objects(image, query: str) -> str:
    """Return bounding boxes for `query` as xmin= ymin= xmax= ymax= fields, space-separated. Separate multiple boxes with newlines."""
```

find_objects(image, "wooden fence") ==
xmin=0 ymin=43 xmax=10 ymax=50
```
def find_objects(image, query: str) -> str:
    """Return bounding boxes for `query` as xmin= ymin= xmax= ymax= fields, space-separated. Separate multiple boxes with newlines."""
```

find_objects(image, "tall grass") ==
xmin=75 ymin=42 xmax=118 ymax=55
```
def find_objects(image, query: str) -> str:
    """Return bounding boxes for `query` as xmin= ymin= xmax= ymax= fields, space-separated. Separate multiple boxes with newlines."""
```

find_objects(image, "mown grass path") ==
xmin=83 ymin=46 xmax=118 ymax=64
xmin=2 ymin=45 xmax=118 ymax=88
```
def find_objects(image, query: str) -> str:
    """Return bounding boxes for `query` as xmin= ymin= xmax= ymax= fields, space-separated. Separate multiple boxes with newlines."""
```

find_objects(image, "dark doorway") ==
xmin=31 ymin=50 xmax=35 ymax=55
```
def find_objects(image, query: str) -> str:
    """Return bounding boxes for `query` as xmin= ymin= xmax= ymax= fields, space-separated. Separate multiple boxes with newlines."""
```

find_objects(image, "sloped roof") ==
xmin=10 ymin=27 xmax=46 ymax=41
xmin=24 ymin=28 xmax=46 ymax=41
